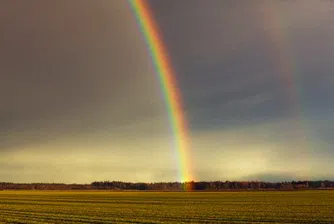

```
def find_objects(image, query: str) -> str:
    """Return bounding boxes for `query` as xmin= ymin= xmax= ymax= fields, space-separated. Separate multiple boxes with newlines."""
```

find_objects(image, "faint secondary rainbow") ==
xmin=262 ymin=2 xmax=312 ymax=177
xmin=128 ymin=0 xmax=194 ymax=185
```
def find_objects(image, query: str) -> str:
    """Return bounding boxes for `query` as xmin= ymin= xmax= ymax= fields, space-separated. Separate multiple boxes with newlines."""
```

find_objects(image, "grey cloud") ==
xmin=149 ymin=0 xmax=334 ymax=130
xmin=1 ymin=0 xmax=334 ymax=182
xmin=241 ymin=172 xmax=303 ymax=182
xmin=0 ymin=0 xmax=168 ymax=151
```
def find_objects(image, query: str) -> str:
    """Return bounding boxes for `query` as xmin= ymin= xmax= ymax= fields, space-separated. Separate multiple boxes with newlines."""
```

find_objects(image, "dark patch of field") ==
xmin=0 ymin=190 xmax=334 ymax=223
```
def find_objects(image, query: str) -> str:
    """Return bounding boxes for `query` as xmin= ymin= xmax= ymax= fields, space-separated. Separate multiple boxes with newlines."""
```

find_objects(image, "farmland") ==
xmin=0 ymin=191 xmax=334 ymax=223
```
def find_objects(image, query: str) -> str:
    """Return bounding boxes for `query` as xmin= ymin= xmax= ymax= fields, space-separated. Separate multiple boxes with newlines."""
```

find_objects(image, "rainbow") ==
xmin=128 ymin=0 xmax=194 ymax=186
xmin=262 ymin=2 xmax=311 ymax=176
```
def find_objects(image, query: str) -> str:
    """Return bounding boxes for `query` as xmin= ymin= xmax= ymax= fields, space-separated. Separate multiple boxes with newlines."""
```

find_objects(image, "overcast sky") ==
xmin=1 ymin=0 xmax=334 ymax=183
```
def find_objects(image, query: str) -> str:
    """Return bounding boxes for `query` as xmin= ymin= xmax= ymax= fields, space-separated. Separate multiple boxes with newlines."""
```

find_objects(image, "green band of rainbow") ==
xmin=128 ymin=0 xmax=193 ymax=186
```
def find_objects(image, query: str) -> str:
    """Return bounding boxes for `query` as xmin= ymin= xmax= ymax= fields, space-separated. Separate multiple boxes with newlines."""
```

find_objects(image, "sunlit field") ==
xmin=0 ymin=191 xmax=334 ymax=223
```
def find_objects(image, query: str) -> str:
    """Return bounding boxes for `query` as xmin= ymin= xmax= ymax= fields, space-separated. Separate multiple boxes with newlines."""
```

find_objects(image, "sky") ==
xmin=1 ymin=0 xmax=334 ymax=183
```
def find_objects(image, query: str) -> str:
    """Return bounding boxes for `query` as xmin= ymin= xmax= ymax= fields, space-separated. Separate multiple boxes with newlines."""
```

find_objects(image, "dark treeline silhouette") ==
xmin=1 ymin=180 xmax=334 ymax=191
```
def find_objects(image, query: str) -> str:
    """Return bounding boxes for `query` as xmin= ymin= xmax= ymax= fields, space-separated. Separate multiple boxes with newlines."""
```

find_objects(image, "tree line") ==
xmin=1 ymin=180 xmax=334 ymax=191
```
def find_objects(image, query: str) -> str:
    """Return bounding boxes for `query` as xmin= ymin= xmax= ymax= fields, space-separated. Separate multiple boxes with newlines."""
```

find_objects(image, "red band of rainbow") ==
xmin=128 ymin=0 xmax=194 ymax=186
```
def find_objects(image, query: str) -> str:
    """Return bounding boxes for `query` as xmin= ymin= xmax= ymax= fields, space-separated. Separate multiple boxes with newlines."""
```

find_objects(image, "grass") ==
xmin=0 ymin=190 xmax=334 ymax=223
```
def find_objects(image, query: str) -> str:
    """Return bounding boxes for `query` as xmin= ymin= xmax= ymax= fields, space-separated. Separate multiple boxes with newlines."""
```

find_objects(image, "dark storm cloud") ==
xmin=1 ymin=0 xmax=334 ymax=182
xmin=0 ymin=0 xmax=168 ymax=151
xmin=149 ymin=0 xmax=334 ymax=128
xmin=147 ymin=0 xmax=334 ymax=182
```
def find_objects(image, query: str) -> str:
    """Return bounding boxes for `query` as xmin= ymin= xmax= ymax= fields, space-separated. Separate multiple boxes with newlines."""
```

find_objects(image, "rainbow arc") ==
xmin=128 ymin=0 xmax=194 ymax=188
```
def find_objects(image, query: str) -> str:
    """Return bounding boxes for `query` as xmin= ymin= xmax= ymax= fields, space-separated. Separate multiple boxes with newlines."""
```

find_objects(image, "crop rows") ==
xmin=0 ymin=191 xmax=334 ymax=223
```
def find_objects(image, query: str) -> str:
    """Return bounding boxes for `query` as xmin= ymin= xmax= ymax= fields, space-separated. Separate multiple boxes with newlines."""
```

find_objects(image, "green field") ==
xmin=0 ymin=191 xmax=334 ymax=223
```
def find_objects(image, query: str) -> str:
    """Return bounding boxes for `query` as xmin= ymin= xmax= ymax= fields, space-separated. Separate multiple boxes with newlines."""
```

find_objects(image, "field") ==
xmin=0 ymin=191 xmax=334 ymax=223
